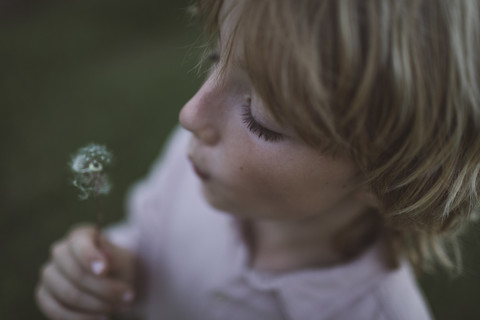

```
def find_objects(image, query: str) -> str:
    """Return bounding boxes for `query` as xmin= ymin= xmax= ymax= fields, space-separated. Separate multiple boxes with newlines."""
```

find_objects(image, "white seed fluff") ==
xmin=70 ymin=144 xmax=113 ymax=200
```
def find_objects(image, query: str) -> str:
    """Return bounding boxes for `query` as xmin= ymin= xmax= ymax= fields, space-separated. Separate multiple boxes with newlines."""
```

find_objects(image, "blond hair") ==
xmin=194 ymin=0 xmax=480 ymax=272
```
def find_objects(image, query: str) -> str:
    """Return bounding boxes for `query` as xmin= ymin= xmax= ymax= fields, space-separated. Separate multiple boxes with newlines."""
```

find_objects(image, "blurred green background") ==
xmin=0 ymin=0 xmax=479 ymax=319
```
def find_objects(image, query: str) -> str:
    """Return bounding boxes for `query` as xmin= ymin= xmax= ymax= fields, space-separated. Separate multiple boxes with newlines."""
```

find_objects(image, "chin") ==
xmin=200 ymin=185 xmax=245 ymax=216
xmin=201 ymin=184 xmax=228 ymax=209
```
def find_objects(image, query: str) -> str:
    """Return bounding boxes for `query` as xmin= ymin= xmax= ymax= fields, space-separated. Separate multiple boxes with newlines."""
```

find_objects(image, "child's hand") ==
xmin=35 ymin=225 xmax=136 ymax=320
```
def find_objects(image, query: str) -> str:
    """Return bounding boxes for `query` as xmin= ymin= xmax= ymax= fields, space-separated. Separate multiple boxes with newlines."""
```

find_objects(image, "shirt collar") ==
xmin=230 ymin=219 xmax=392 ymax=320
xmin=269 ymin=243 xmax=390 ymax=320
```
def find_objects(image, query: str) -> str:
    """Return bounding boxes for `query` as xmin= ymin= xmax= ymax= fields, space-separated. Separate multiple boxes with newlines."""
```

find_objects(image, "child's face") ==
xmin=179 ymin=1 xmax=367 ymax=221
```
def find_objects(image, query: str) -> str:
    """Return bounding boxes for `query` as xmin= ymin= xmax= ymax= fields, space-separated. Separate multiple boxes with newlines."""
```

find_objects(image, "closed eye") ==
xmin=242 ymin=104 xmax=284 ymax=142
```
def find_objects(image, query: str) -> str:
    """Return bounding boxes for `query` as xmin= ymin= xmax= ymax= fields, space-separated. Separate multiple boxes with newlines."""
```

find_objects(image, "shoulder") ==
xmin=275 ymin=243 xmax=432 ymax=320
xmin=107 ymin=126 xmax=193 ymax=247
xmin=369 ymin=262 xmax=432 ymax=320
xmin=127 ymin=126 xmax=191 ymax=207
xmin=335 ymin=260 xmax=433 ymax=320
xmin=142 ymin=126 xmax=191 ymax=180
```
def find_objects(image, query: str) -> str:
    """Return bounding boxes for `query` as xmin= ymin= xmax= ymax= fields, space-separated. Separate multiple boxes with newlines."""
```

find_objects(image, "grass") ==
xmin=1 ymin=1 xmax=479 ymax=319
xmin=1 ymin=0 xmax=201 ymax=318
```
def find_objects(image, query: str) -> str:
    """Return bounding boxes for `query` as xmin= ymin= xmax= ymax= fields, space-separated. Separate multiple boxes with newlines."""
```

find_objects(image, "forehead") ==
xmin=217 ymin=0 xmax=245 ymax=63
xmin=218 ymin=0 xmax=238 ymax=33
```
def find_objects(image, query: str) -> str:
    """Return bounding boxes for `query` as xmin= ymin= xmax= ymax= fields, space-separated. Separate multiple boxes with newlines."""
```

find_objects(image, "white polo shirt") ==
xmin=108 ymin=127 xmax=432 ymax=320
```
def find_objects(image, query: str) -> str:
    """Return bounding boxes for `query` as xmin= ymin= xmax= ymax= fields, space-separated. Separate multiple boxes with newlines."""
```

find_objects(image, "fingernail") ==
xmin=122 ymin=291 xmax=134 ymax=303
xmin=91 ymin=260 xmax=105 ymax=275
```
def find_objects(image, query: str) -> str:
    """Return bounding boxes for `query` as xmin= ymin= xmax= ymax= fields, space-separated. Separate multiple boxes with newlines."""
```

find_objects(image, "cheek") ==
xmin=222 ymin=142 xmax=299 ymax=205
xmin=222 ymin=142 xmax=359 ymax=216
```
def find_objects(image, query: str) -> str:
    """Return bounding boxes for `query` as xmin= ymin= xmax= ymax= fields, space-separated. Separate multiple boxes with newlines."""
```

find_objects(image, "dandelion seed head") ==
xmin=70 ymin=143 xmax=113 ymax=200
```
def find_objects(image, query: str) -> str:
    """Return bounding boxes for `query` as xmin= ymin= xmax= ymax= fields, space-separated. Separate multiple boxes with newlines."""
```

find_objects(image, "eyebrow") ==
xmin=210 ymin=47 xmax=247 ymax=71
xmin=207 ymin=51 xmax=220 ymax=62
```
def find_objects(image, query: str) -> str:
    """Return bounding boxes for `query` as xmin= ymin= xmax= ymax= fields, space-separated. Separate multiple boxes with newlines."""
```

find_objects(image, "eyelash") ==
xmin=206 ymin=51 xmax=283 ymax=143
xmin=242 ymin=103 xmax=283 ymax=142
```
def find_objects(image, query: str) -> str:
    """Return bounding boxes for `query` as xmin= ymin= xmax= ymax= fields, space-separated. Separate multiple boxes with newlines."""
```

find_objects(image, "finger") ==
xmin=53 ymin=243 xmax=134 ymax=305
xmin=42 ymin=263 xmax=116 ymax=314
xmin=36 ymin=285 xmax=108 ymax=320
xmin=67 ymin=226 xmax=109 ymax=276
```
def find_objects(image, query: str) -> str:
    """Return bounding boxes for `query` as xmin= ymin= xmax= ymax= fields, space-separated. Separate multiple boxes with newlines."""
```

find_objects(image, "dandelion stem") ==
xmin=95 ymin=187 xmax=105 ymax=253
xmin=96 ymin=192 xmax=104 ymax=232
xmin=94 ymin=177 xmax=104 ymax=233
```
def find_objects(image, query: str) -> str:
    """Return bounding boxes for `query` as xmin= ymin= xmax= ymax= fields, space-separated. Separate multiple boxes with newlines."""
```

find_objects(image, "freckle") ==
xmin=239 ymin=166 xmax=244 ymax=171
xmin=341 ymin=184 xmax=347 ymax=189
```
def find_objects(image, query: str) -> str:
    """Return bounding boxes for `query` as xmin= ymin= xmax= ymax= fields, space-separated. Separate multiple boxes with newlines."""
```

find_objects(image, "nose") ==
xmin=179 ymin=78 xmax=220 ymax=145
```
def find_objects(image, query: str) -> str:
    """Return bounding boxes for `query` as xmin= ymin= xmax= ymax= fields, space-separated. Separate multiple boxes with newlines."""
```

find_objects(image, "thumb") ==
xmin=97 ymin=233 xmax=136 ymax=284
xmin=68 ymin=225 xmax=110 ymax=276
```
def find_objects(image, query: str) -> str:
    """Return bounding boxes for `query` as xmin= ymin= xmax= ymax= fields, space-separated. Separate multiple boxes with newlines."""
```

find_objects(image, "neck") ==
xmin=243 ymin=208 xmax=380 ymax=273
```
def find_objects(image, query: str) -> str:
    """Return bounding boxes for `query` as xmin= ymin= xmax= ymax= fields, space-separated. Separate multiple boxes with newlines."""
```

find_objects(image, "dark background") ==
xmin=1 ymin=0 xmax=479 ymax=319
